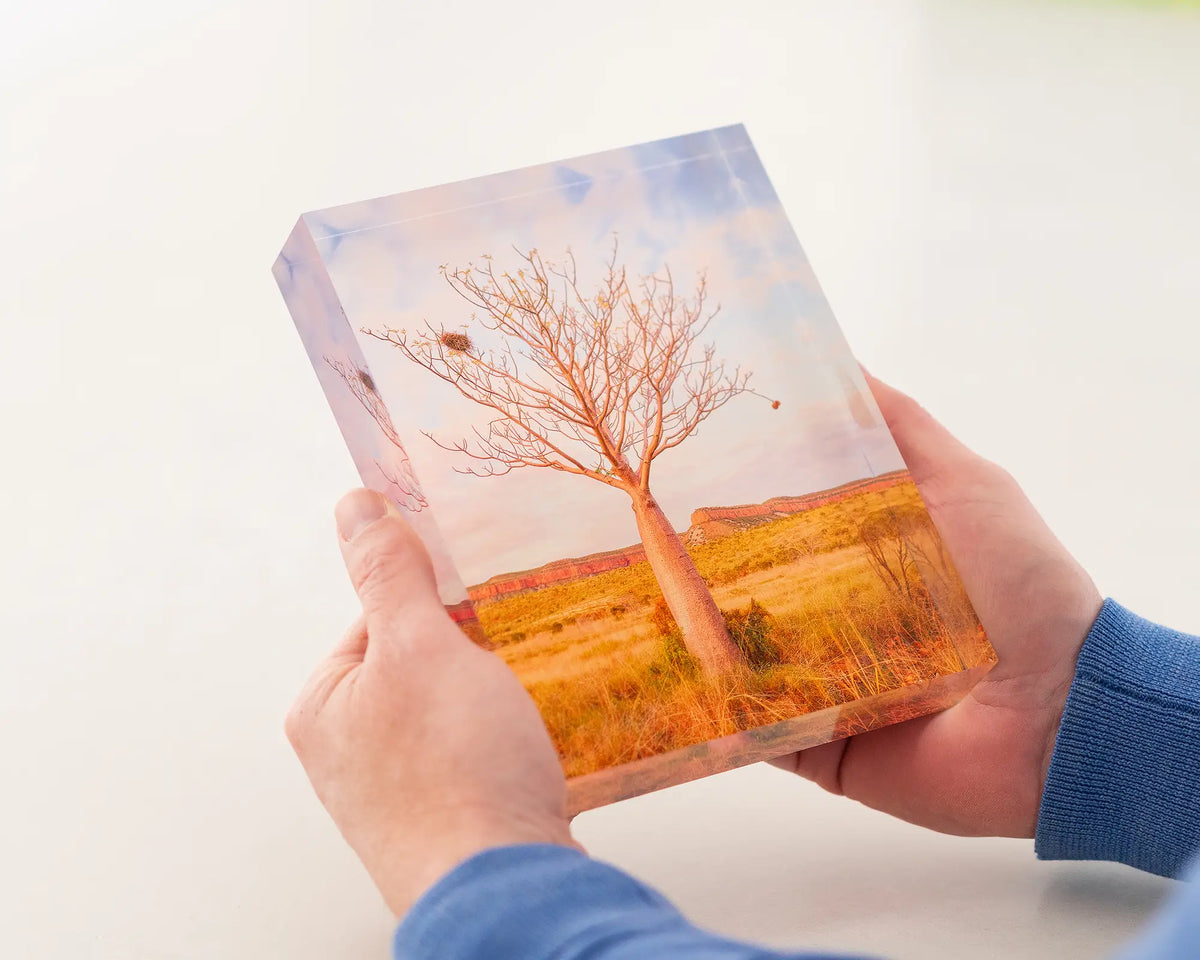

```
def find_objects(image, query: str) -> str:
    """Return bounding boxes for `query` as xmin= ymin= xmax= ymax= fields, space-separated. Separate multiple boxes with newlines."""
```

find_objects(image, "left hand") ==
xmin=285 ymin=489 xmax=578 ymax=917
xmin=770 ymin=372 xmax=1102 ymax=838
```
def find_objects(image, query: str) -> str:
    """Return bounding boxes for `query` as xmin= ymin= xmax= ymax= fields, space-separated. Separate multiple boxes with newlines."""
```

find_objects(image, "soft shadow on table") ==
xmin=1037 ymin=863 xmax=1173 ymax=923
xmin=575 ymin=764 xmax=1177 ymax=960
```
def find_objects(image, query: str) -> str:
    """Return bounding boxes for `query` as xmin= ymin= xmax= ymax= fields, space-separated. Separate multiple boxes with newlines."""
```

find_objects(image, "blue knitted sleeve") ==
xmin=1113 ymin=856 xmax=1200 ymax=960
xmin=391 ymin=599 xmax=1200 ymax=960
xmin=1036 ymin=599 xmax=1200 ymax=877
xmin=393 ymin=844 xmax=874 ymax=960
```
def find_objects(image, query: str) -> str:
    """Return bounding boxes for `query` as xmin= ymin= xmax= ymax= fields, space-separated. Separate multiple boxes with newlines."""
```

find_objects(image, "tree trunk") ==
xmin=629 ymin=490 xmax=746 ymax=673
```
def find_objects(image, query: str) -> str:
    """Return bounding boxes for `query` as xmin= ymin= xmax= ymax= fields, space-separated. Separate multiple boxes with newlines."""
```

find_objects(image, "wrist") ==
xmin=1034 ymin=596 xmax=1106 ymax=806
xmin=363 ymin=806 xmax=579 ymax=917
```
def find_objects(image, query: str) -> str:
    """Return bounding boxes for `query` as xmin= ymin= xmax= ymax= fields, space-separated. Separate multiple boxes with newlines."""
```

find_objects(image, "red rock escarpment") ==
xmin=469 ymin=470 xmax=910 ymax=603
xmin=468 ymin=543 xmax=648 ymax=602
xmin=690 ymin=470 xmax=908 ymax=527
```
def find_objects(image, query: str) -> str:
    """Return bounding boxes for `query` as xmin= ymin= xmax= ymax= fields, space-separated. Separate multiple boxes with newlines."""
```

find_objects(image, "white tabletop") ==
xmin=3 ymin=1 xmax=1197 ymax=956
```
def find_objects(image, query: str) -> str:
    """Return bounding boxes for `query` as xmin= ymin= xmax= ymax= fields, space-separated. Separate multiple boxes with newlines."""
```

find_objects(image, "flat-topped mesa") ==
xmin=469 ymin=543 xmax=648 ymax=603
xmin=689 ymin=501 xmax=778 ymax=525
xmin=469 ymin=470 xmax=912 ymax=604
xmin=687 ymin=470 xmax=909 ymax=542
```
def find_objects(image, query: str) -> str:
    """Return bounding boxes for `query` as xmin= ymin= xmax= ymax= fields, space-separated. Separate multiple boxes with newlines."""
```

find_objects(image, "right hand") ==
xmin=285 ymin=491 xmax=577 ymax=917
xmin=772 ymin=371 xmax=1104 ymax=838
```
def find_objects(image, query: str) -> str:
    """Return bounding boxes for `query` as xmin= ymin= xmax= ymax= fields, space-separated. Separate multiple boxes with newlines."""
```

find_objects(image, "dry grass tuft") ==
xmin=479 ymin=477 xmax=994 ymax=778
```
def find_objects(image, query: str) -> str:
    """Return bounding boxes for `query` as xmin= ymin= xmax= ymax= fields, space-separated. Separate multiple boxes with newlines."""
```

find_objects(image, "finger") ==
xmin=859 ymin=370 xmax=1099 ymax=661
xmin=285 ymin=651 xmax=361 ymax=751
xmin=860 ymin=369 xmax=979 ymax=491
xmin=768 ymin=738 xmax=849 ymax=795
xmin=334 ymin=488 xmax=449 ymax=636
xmin=285 ymin=617 xmax=373 ymax=752
xmin=289 ymin=617 xmax=368 ymax=740
xmin=331 ymin=615 xmax=369 ymax=660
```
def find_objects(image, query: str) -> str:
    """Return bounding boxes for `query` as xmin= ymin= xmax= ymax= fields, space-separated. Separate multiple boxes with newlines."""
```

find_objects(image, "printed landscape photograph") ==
xmin=275 ymin=125 xmax=996 ymax=811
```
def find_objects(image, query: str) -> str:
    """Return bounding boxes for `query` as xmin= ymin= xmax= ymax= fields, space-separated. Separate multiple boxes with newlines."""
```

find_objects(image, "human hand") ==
xmin=772 ymin=371 xmax=1103 ymax=838
xmin=285 ymin=490 xmax=578 ymax=917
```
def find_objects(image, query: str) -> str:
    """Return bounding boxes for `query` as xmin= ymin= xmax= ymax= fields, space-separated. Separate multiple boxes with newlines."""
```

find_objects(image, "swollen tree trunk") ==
xmin=629 ymin=490 xmax=746 ymax=673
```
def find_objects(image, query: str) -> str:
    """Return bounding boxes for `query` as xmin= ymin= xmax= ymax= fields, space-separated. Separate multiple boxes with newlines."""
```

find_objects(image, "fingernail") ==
xmin=335 ymin=489 xmax=387 ymax=541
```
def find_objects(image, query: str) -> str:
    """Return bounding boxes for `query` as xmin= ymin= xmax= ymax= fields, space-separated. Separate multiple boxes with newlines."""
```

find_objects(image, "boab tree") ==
xmin=364 ymin=243 xmax=772 ymax=673
xmin=326 ymin=356 xmax=429 ymax=513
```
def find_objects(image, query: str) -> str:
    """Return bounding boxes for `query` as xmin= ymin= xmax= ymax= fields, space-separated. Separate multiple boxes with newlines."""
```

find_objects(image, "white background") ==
xmin=3 ymin=1 xmax=1198 ymax=957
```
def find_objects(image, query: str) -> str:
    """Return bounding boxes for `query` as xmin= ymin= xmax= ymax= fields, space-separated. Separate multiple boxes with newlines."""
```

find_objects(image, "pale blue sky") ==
xmin=284 ymin=126 xmax=903 ymax=594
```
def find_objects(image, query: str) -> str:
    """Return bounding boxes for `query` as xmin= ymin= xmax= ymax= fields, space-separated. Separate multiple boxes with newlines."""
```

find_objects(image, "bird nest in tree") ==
xmin=439 ymin=332 xmax=473 ymax=354
xmin=356 ymin=369 xmax=376 ymax=393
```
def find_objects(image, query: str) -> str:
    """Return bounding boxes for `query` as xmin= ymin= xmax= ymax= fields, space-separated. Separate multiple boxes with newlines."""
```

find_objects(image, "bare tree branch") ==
xmin=362 ymin=240 xmax=752 ymax=493
xmin=325 ymin=356 xmax=429 ymax=512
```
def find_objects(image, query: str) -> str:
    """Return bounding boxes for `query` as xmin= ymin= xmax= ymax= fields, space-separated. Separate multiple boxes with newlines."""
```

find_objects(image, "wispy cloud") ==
xmin=291 ymin=127 xmax=903 ymax=588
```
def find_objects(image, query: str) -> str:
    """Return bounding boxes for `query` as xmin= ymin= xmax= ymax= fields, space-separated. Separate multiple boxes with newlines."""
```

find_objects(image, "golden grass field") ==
xmin=473 ymin=475 xmax=995 ymax=779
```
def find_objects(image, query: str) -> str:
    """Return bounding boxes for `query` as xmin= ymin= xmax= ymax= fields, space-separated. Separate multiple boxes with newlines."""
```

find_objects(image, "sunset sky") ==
xmin=278 ymin=126 xmax=905 ymax=599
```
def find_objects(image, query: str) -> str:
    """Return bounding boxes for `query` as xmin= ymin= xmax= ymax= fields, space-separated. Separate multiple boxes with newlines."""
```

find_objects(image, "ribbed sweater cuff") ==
xmin=1035 ymin=599 xmax=1200 ymax=877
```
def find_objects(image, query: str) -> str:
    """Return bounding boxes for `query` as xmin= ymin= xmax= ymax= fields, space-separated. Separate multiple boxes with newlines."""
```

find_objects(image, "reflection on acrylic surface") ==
xmin=275 ymin=125 xmax=995 ymax=810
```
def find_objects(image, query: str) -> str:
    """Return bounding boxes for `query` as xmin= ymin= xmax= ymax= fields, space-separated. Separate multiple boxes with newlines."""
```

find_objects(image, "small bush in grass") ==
xmin=650 ymin=628 xmax=699 ymax=678
xmin=610 ymin=604 xmax=627 ymax=619
xmin=551 ymin=621 xmax=564 ymax=634
xmin=723 ymin=599 xmax=781 ymax=669
xmin=650 ymin=597 xmax=678 ymax=637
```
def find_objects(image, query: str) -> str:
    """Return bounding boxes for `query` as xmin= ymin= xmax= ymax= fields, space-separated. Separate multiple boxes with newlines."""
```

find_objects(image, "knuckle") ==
xmin=353 ymin=536 xmax=404 ymax=594
xmin=920 ymin=455 xmax=1018 ymax=517
xmin=978 ymin=458 xmax=1022 ymax=496
xmin=885 ymin=387 xmax=927 ymax=430
xmin=378 ymin=605 xmax=457 ymax=659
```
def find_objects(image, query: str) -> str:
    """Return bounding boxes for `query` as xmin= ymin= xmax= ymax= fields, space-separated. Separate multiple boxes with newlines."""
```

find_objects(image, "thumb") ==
xmin=334 ymin=489 xmax=445 ymax=631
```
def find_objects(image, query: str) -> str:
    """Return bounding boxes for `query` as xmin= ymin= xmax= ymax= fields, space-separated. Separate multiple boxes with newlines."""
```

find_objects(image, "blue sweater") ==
xmin=395 ymin=601 xmax=1200 ymax=959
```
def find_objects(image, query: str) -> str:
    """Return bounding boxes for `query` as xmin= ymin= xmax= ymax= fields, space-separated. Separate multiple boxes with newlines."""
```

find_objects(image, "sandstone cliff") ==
xmin=468 ymin=543 xmax=648 ymax=602
xmin=687 ymin=470 xmax=909 ymax=543
xmin=468 ymin=470 xmax=910 ymax=604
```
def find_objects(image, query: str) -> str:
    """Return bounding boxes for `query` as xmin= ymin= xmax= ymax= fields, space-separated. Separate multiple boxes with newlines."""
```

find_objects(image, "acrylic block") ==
xmin=274 ymin=125 xmax=995 ymax=813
